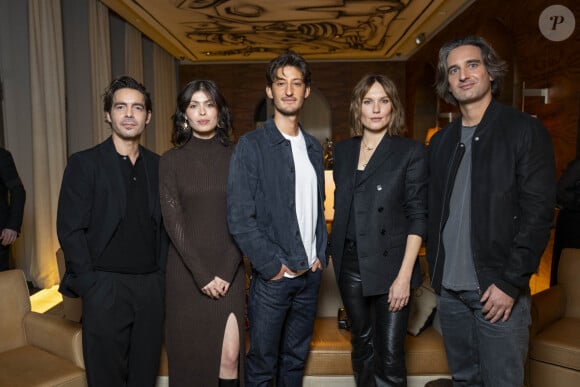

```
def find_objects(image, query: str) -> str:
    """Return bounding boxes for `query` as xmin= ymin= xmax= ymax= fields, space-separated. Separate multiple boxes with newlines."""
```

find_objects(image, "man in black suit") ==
xmin=0 ymin=148 xmax=25 ymax=271
xmin=57 ymin=76 xmax=167 ymax=387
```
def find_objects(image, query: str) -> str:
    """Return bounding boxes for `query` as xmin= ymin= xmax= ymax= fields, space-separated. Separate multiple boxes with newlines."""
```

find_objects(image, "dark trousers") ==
xmin=82 ymin=271 xmax=165 ymax=387
xmin=245 ymin=269 xmax=322 ymax=387
xmin=338 ymin=242 xmax=409 ymax=387
xmin=0 ymin=244 xmax=8 ymax=271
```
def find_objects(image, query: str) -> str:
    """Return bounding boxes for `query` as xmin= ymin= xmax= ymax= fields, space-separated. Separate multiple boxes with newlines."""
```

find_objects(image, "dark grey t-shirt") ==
xmin=442 ymin=125 xmax=479 ymax=291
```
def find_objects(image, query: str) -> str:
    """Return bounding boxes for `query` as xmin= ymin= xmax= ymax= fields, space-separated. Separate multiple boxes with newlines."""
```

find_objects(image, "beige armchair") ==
xmin=528 ymin=248 xmax=580 ymax=387
xmin=0 ymin=269 xmax=86 ymax=387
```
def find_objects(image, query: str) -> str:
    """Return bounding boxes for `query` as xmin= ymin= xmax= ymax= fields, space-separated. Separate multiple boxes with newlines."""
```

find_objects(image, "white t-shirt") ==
xmin=282 ymin=130 xmax=318 ymax=277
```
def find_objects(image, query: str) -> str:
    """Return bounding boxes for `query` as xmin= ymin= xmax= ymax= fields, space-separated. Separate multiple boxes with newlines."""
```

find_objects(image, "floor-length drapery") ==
xmin=28 ymin=0 xmax=67 ymax=287
xmin=152 ymin=44 xmax=176 ymax=154
xmin=89 ymin=0 xmax=111 ymax=144
xmin=124 ymin=22 xmax=146 ymax=144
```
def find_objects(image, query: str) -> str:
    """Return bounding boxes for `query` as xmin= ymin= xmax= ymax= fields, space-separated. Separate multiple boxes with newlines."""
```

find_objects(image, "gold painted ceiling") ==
xmin=100 ymin=0 xmax=474 ymax=62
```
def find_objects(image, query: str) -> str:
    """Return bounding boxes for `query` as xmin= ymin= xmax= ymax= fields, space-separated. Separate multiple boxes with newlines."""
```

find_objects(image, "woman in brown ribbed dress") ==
xmin=160 ymin=80 xmax=245 ymax=387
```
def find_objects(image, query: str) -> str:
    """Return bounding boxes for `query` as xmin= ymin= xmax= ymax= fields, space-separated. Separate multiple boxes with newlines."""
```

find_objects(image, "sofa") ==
xmin=303 ymin=257 xmax=450 ymax=386
xmin=55 ymin=246 xmax=449 ymax=386
xmin=528 ymin=248 xmax=580 ymax=387
xmin=0 ymin=269 xmax=86 ymax=387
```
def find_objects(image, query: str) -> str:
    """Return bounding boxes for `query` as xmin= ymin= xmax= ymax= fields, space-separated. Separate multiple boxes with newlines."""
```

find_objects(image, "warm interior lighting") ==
xmin=425 ymin=127 xmax=440 ymax=145
xmin=415 ymin=32 xmax=426 ymax=45
xmin=324 ymin=170 xmax=335 ymax=224
xmin=30 ymin=285 xmax=62 ymax=313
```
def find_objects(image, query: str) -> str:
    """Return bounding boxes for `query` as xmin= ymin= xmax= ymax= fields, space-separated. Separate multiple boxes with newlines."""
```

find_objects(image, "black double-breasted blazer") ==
xmin=329 ymin=135 xmax=428 ymax=296
xmin=57 ymin=136 xmax=168 ymax=298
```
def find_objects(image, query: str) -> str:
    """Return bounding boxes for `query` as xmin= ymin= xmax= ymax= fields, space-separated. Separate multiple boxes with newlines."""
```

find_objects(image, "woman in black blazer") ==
xmin=329 ymin=74 xmax=428 ymax=386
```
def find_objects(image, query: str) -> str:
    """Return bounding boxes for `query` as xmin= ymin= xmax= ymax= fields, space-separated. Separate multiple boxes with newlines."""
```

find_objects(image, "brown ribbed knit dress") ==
xmin=160 ymin=135 xmax=245 ymax=387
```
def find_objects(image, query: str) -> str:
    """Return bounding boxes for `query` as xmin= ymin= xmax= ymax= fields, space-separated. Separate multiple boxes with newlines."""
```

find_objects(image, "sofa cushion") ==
xmin=304 ymin=317 xmax=449 ymax=376
xmin=305 ymin=317 xmax=352 ymax=376
xmin=528 ymin=358 xmax=580 ymax=387
xmin=0 ymin=345 xmax=86 ymax=387
xmin=406 ymin=326 xmax=449 ymax=375
xmin=408 ymin=281 xmax=437 ymax=336
xmin=529 ymin=317 xmax=580 ymax=371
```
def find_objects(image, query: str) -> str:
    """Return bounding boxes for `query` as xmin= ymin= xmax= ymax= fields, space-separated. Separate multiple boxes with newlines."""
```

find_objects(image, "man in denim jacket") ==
xmin=227 ymin=51 xmax=327 ymax=386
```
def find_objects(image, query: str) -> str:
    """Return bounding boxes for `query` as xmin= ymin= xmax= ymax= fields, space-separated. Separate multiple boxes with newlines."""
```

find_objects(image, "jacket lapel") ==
xmin=357 ymin=135 xmax=395 ymax=186
xmin=100 ymin=137 xmax=126 ymax=216
xmin=139 ymin=147 xmax=158 ymax=221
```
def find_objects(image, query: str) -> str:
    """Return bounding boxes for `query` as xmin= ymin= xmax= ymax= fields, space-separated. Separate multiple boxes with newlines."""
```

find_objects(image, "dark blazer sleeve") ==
xmin=141 ymin=148 xmax=168 ymax=273
xmin=0 ymin=149 xmax=26 ymax=232
xmin=57 ymin=152 xmax=98 ymax=297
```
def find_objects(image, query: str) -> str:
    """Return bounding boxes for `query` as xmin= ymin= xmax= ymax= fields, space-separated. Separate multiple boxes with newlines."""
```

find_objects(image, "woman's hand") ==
xmin=202 ymin=276 xmax=230 ymax=299
xmin=388 ymin=276 xmax=410 ymax=312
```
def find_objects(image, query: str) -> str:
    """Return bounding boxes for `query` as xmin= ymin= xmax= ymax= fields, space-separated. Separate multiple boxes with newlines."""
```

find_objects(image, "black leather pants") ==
xmin=338 ymin=241 xmax=409 ymax=387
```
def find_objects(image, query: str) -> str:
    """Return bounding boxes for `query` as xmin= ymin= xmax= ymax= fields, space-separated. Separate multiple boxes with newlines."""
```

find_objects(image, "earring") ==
xmin=183 ymin=120 xmax=189 ymax=130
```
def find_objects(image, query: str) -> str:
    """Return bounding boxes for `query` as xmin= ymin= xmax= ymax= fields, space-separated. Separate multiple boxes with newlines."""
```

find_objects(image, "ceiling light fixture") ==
xmin=415 ymin=33 xmax=426 ymax=45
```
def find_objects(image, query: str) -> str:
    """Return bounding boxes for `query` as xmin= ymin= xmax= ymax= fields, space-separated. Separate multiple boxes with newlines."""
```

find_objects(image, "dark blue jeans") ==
xmin=245 ymin=269 xmax=322 ymax=387
xmin=438 ymin=288 xmax=531 ymax=387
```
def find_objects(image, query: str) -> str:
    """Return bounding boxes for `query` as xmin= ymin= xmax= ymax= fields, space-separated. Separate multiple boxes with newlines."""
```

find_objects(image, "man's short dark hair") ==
xmin=265 ymin=50 xmax=311 ymax=87
xmin=103 ymin=76 xmax=152 ymax=113
xmin=435 ymin=35 xmax=507 ymax=105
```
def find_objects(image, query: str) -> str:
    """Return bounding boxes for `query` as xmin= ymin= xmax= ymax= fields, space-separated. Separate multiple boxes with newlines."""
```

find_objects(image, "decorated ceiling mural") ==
xmin=101 ymin=0 xmax=474 ymax=62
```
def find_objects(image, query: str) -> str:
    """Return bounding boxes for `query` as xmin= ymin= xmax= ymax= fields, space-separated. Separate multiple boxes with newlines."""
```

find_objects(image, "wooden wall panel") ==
xmin=406 ymin=0 xmax=580 ymax=176
xmin=180 ymin=0 xmax=579 ymax=175
xmin=180 ymin=61 xmax=405 ymax=142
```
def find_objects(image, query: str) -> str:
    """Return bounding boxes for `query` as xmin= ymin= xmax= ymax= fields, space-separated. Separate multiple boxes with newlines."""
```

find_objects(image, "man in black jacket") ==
xmin=57 ymin=76 xmax=167 ymax=387
xmin=0 ymin=148 xmax=25 ymax=271
xmin=427 ymin=36 xmax=555 ymax=386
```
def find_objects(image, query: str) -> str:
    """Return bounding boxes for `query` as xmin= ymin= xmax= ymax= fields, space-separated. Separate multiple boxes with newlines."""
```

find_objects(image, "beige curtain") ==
xmin=152 ymin=45 xmax=176 ymax=154
xmin=125 ymin=23 xmax=146 ymax=144
xmin=28 ymin=0 xmax=67 ymax=287
xmin=89 ymin=0 xmax=111 ymax=144
xmin=125 ymin=23 xmax=143 ymax=82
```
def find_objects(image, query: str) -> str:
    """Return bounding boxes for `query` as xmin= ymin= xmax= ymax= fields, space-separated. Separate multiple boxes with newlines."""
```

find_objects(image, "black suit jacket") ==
xmin=329 ymin=135 xmax=427 ymax=296
xmin=0 ymin=148 xmax=26 ymax=233
xmin=57 ymin=137 xmax=167 ymax=298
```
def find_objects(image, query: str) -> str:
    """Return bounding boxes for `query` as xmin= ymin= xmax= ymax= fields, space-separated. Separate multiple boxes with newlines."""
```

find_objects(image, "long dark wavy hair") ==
xmin=350 ymin=74 xmax=405 ymax=136
xmin=171 ymin=80 xmax=233 ymax=148
xmin=435 ymin=35 xmax=508 ymax=105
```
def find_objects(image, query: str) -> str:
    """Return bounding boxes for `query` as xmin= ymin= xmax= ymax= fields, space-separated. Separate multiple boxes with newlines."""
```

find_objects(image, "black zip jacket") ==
xmin=427 ymin=99 xmax=556 ymax=299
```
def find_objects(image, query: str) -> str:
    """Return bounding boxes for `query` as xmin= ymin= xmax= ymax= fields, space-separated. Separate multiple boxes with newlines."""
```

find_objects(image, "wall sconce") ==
xmin=439 ymin=112 xmax=455 ymax=123
xmin=522 ymin=82 xmax=549 ymax=111
xmin=415 ymin=33 xmax=426 ymax=45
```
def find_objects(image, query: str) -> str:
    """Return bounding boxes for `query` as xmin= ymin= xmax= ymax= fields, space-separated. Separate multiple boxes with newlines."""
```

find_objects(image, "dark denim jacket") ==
xmin=227 ymin=118 xmax=328 ymax=280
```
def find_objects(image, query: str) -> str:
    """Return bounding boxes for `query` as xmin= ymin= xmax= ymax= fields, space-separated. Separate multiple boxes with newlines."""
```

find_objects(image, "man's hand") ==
xmin=0 ymin=228 xmax=18 ymax=246
xmin=480 ymin=284 xmax=515 ymax=323
xmin=202 ymin=276 xmax=230 ymax=299
xmin=310 ymin=258 xmax=323 ymax=272
xmin=271 ymin=264 xmax=296 ymax=280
